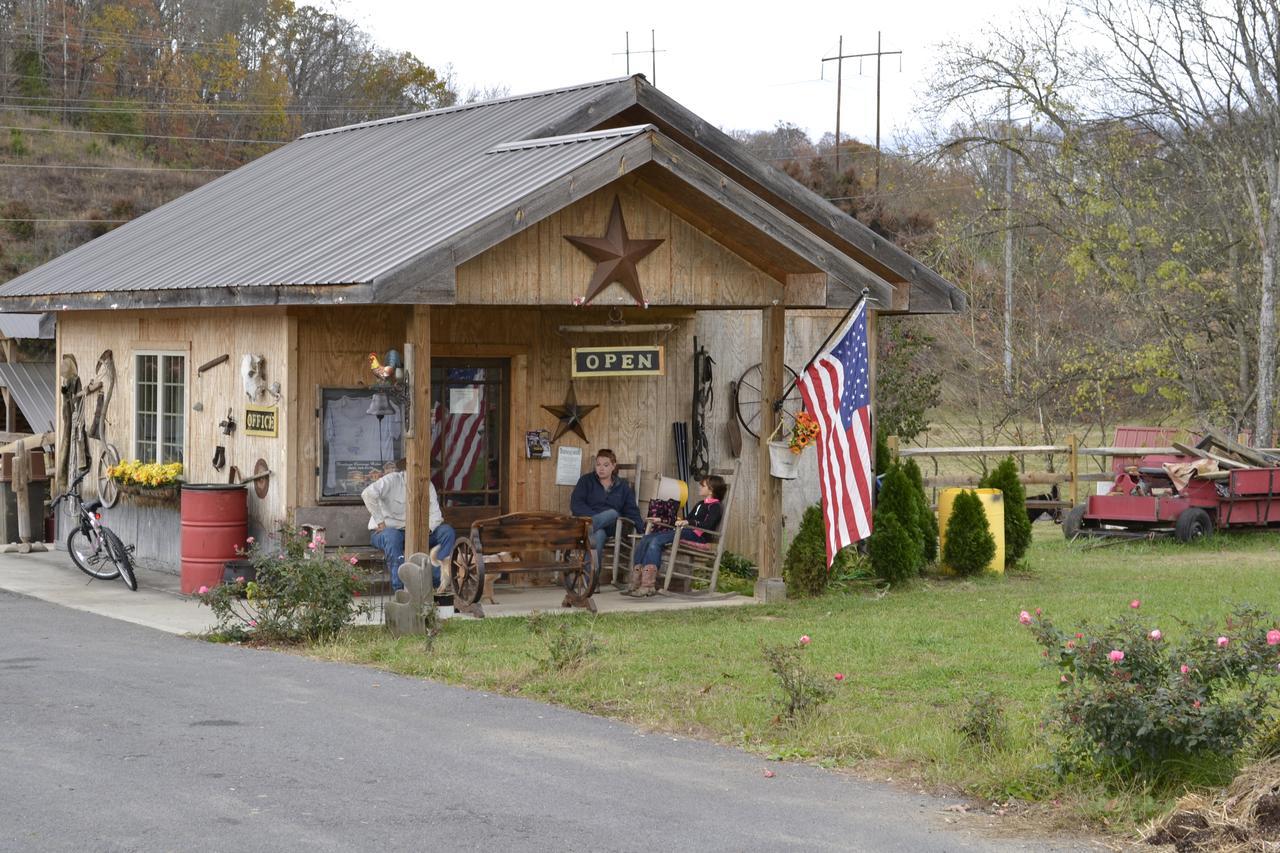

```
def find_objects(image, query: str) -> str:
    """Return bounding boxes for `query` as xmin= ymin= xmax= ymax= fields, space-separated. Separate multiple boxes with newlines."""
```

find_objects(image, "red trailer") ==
xmin=1064 ymin=454 xmax=1280 ymax=542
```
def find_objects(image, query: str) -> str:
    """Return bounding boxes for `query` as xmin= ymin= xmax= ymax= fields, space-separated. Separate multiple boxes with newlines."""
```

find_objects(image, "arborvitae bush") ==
xmin=902 ymin=458 xmax=938 ymax=563
xmin=874 ymin=426 xmax=892 ymax=476
xmin=868 ymin=507 xmax=920 ymax=584
xmin=876 ymin=464 xmax=924 ymax=571
xmin=943 ymin=489 xmax=996 ymax=576
xmin=979 ymin=456 xmax=1032 ymax=566
xmin=783 ymin=504 xmax=829 ymax=597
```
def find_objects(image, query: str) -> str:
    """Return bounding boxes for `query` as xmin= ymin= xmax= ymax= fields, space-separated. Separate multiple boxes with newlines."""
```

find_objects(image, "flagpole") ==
xmin=774 ymin=288 xmax=870 ymax=412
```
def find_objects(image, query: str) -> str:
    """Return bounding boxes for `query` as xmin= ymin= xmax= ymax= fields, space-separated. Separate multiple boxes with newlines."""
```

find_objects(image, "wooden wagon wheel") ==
xmin=96 ymin=443 xmax=121 ymax=508
xmin=560 ymin=546 xmax=599 ymax=599
xmin=449 ymin=538 xmax=485 ymax=605
xmin=733 ymin=362 xmax=803 ymax=440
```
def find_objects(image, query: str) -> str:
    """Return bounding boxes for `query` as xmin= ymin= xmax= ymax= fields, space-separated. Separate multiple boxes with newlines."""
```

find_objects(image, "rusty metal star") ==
xmin=541 ymin=383 xmax=598 ymax=442
xmin=564 ymin=196 xmax=664 ymax=307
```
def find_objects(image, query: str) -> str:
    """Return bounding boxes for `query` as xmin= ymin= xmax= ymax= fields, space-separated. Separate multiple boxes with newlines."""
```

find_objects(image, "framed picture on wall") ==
xmin=317 ymin=387 xmax=403 ymax=501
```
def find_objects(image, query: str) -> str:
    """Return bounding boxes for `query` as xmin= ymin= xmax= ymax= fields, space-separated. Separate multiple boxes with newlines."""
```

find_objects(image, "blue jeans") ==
xmin=634 ymin=528 xmax=700 ymax=567
xmin=588 ymin=509 xmax=617 ymax=583
xmin=371 ymin=527 xmax=406 ymax=590
xmin=429 ymin=524 xmax=457 ymax=587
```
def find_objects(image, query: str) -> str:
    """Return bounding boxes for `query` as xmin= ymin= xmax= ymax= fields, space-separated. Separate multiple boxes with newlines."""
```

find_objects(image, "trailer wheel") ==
xmin=1175 ymin=507 xmax=1213 ymax=543
xmin=1063 ymin=504 xmax=1089 ymax=540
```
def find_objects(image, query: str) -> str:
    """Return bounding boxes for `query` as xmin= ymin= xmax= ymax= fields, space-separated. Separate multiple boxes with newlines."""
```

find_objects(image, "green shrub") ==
xmin=942 ymin=489 xmax=996 ymax=576
xmin=902 ymin=458 xmax=938 ymax=563
xmin=957 ymin=691 xmax=1008 ymax=751
xmin=762 ymin=637 xmax=835 ymax=722
xmin=784 ymin=504 xmax=830 ymax=597
xmin=980 ymin=456 xmax=1032 ymax=566
xmin=198 ymin=526 xmax=370 ymax=643
xmin=719 ymin=550 xmax=757 ymax=579
xmin=527 ymin=611 xmax=599 ymax=672
xmin=8 ymin=128 xmax=26 ymax=156
xmin=874 ymin=426 xmax=892 ymax=476
xmin=1023 ymin=604 xmax=1280 ymax=777
xmin=867 ymin=507 xmax=920 ymax=584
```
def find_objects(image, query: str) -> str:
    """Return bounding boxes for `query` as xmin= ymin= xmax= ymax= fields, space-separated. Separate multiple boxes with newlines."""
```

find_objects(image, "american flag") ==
xmin=797 ymin=300 xmax=873 ymax=565
xmin=433 ymin=368 xmax=487 ymax=492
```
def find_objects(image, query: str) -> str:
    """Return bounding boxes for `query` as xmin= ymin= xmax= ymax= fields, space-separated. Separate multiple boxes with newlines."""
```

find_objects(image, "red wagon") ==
xmin=1064 ymin=454 xmax=1280 ymax=542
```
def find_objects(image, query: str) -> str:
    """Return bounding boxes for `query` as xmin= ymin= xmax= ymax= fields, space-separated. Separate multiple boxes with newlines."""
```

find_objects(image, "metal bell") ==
xmin=366 ymin=392 xmax=397 ymax=418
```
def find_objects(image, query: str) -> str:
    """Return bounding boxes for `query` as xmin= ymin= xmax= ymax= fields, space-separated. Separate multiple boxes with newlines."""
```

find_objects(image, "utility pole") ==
xmin=614 ymin=31 xmax=665 ymax=84
xmin=821 ymin=32 xmax=902 ymax=189
xmin=1003 ymin=94 xmax=1015 ymax=397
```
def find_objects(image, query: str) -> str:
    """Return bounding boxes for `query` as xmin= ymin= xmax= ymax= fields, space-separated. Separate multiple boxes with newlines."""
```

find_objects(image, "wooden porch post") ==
xmin=405 ymin=305 xmax=432 ymax=554
xmin=755 ymin=304 xmax=786 ymax=601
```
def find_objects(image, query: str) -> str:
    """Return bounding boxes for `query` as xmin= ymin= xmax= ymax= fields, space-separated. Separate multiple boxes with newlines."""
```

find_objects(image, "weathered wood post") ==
xmin=1068 ymin=433 xmax=1080 ymax=507
xmin=404 ymin=305 xmax=432 ymax=556
xmin=755 ymin=304 xmax=786 ymax=601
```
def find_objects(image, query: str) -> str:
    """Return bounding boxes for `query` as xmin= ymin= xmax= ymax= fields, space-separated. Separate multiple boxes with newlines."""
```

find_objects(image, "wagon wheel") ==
xmin=733 ymin=362 xmax=803 ymax=440
xmin=449 ymin=538 xmax=485 ymax=605
xmin=561 ymin=546 xmax=599 ymax=600
xmin=96 ymin=443 xmax=121 ymax=509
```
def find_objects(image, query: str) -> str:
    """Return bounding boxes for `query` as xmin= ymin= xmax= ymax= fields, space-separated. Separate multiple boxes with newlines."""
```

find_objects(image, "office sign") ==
xmin=245 ymin=405 xmax=278 ymax=437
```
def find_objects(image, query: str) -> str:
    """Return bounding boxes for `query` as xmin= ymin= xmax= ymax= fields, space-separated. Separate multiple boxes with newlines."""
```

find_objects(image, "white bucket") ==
xmin=436 ymin=605 xmax=455 ymax=620
xmin=768 ymin=441 xmax=801 ymax=479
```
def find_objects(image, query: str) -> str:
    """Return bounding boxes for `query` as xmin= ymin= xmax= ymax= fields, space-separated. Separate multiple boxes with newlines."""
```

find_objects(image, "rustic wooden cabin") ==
xmin=0 ymin=76 xmax=963 ymax=596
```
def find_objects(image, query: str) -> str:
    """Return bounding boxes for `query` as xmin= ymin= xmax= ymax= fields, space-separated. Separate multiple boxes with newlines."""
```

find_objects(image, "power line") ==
xmin=0 ymin=162 xmax=229 ymax=173
xmin=0 ymin=218 xmax=130 ymax=223
xmin=821 ymin=31 xmax=903 ymax=191
xmin=0 ymin=124 xmax=288 ymax=145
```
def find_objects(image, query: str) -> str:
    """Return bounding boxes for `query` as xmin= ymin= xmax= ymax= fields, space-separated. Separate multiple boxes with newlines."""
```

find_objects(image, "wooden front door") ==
xmin=430 ymin=359 xmax=508 ymax=531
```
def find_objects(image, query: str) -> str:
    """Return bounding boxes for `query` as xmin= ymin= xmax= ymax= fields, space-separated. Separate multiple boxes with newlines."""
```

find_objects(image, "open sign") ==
xmin=571 ymin=346 xmax=664 ymax=377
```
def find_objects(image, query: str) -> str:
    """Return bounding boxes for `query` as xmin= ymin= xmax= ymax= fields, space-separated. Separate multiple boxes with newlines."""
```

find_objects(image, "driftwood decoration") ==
xmin=57 ymin=354 xmax=82 ymax=491
xmin=4 ymin=435 xmax=49 ymax=553
xmin=385 ymin=552 xmax=435 ymax=637
xmin=85 ymin=349 xmax=116 ymax=442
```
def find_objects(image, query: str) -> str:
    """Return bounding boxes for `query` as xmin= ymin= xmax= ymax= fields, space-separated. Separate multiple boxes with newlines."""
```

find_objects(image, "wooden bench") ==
xmin=293 ymin=505 xmax=385 ymax=572
xmin=451 ymin=512 xmax=598 ymax=613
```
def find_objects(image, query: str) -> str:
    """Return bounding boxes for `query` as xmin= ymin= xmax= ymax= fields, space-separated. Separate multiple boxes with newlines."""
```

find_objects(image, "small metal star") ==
xmin=564 ymin=196 xmax=663 ymax=306
xmin=541 ymin=382 xmax=599 ymax=442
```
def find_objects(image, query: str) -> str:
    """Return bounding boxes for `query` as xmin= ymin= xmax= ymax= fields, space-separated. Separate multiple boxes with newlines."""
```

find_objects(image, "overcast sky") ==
xmin=342 ymin=0 xmax=1027 ymax=145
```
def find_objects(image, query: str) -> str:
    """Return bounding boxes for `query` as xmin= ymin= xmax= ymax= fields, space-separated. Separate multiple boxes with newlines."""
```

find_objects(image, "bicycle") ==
xmin=51 ymin=468 xmax=137 ymax=591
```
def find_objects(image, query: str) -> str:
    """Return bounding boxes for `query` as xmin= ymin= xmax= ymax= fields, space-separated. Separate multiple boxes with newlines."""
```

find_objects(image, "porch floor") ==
xmin=0 ymin=546 xmax=753 ymax=636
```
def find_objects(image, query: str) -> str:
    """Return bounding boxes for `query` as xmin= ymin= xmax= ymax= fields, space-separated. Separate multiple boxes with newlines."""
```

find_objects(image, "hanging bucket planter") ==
xmin=768 ymin=441 xmax=801 ymax=479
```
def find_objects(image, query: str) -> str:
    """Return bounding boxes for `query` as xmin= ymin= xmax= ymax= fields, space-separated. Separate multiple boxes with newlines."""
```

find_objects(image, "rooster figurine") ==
xmin=369 ymin=352 xmax=395 ymax=382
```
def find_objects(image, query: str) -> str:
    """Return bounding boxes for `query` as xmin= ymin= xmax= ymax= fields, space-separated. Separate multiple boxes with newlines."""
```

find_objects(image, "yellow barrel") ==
xmin=937 ymin=488 xmax=1005 ymax=574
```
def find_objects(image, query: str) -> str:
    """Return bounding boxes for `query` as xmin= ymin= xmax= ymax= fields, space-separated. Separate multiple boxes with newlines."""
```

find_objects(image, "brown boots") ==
xmin=624 ymin=564 xmax=658 ymax=597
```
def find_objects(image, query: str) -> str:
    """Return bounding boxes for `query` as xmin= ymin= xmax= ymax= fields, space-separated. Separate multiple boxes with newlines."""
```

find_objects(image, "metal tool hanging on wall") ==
xmin=219 ymin=410 xmax=237 ymax=436
xmin=689 ymin=339 xmax=713 ymax=481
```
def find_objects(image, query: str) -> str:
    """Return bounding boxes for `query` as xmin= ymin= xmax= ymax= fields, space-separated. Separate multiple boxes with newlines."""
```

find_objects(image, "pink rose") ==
xmin=348 ymin=556 xmax=359 ymax=566
xmin=799 ymin=635 xmax=811 ymax=646
xmin=762 ymin=769 xmax=775 ymax=778
xmin=1109 ymin=650 xmax=1125 ymax=663
xmin=1066 ymin=640 xmax=1075 ymax=650
xmin=315 ymin=536 xmax=326 ymax=546
xmin=1149 ymin=629 xmax=1162 ymax=641
xmin=1130 ymin=600 xmax=1141 ymax=609
xmin=833 ymin=673 xmax=845 ymax=682
xmin=1060 ymin=674 xmax=1069 ymax=683
xmin=197 ymin=585 xmax=209 ymax=595
xmin=1217 ymin=636 xmax=1229 ymax=648
xmin=1035 ymin=608 xmax=1042 ymax=616
xmin=235 ymin=576 xmax=245 ymax=584
xmin=1193 ymin=699 xmax=1201 ymax=709
xmin=308 ymin=541 xmax=317 ymax=550
xmin=1018 ymin=611 xmax=1032 ymax=625
xmin=249 ymin=619 xmax=257 ymax=627
xmin=246 ymin=536 xmax=255 ymax=545
xmin=1267 ymin=629 xmax=1280 ymax=646
xmin=1180 ymin=664 xmax=1190 ymax=674
xmin=1075 ymin=633 xmax=1084 ymax=639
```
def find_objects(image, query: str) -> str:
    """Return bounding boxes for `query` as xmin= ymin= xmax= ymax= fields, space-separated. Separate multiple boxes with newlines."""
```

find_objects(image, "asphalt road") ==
xmin=0 ymin=591 xmax=1095 ymax=852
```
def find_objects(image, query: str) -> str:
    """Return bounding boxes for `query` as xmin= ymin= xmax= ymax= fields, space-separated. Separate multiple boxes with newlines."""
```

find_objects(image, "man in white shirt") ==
xmin=362 ymin=458 xmax=456 ymax=591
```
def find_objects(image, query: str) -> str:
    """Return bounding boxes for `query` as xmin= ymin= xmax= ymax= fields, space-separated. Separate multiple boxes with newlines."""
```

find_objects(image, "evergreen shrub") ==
xmin=902 ymin=458 xmax=938 ymax=563
xmin=980 ymin=456 xmax=1032 ymax=566
xmin=783 ymin=504 xmax=829 ymax=597
xmin=943 ymin=490 xmax=996 ymax=576
xmin=868 ymin=507 xmax=920 ymax=584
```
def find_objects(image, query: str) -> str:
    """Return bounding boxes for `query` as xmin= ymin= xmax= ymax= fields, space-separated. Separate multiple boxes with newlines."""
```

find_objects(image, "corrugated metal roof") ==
xmin=0 ymin=78 xmax=639 ymax=299
xmin=0 ymin=362 xmax=56 ymax=432
xmin=0 ymin=313 xmax=54 ymax=339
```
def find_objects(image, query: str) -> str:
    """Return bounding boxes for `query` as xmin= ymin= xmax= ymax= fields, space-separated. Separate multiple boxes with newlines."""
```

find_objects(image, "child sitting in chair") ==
xmin=626 ymin=474 xmax=727 ymax=597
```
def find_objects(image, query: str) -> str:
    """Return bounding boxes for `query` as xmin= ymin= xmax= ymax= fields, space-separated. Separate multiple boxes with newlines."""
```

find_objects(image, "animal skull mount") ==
xmin=241 ymin=354 xmax=266 ymax=401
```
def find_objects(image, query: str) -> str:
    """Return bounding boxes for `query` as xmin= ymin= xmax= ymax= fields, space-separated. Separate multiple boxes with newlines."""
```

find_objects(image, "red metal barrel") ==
xmin=180 ymin=484 xmax=248 ymax=594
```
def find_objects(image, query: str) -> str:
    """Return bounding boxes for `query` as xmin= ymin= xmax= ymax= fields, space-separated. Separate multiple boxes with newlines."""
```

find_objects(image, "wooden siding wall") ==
xmin=57 ymin=309 xmax=292 ymax=570
xmin=456 ymin=182 xmax=823 ymax=309
xmin=432 ymin=306 xmax=696 ymax=521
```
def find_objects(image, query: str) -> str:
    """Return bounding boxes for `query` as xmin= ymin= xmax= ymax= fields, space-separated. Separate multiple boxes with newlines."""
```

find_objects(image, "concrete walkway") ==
xmin=0 ymin=547 xmax=753 ymax=636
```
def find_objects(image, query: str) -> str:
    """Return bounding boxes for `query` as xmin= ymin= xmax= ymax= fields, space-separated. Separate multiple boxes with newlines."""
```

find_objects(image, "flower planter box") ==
xmin=117 ymin=482 xmax=182 ymax=507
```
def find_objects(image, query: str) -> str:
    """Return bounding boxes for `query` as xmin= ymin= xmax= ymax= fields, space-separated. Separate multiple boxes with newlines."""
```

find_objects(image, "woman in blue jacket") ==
xmin=570 ymin=448 xmax=643 ymax=584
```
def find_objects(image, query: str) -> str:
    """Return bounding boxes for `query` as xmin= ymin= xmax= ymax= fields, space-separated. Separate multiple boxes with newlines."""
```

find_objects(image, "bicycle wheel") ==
xmin=67 ymin=527 xmax=120 ymax=580
xmin=102 ymin=528 xmax=137 ymax=591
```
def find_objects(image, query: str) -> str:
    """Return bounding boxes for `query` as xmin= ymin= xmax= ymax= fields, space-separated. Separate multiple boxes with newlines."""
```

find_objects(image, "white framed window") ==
xmin=134 ymin=352 xmax=187 ymax=464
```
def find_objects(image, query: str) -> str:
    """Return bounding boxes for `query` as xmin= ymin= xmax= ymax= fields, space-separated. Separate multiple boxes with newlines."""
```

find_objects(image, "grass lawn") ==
xmin=306 ymin=525 xmax=1280 ymax=837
